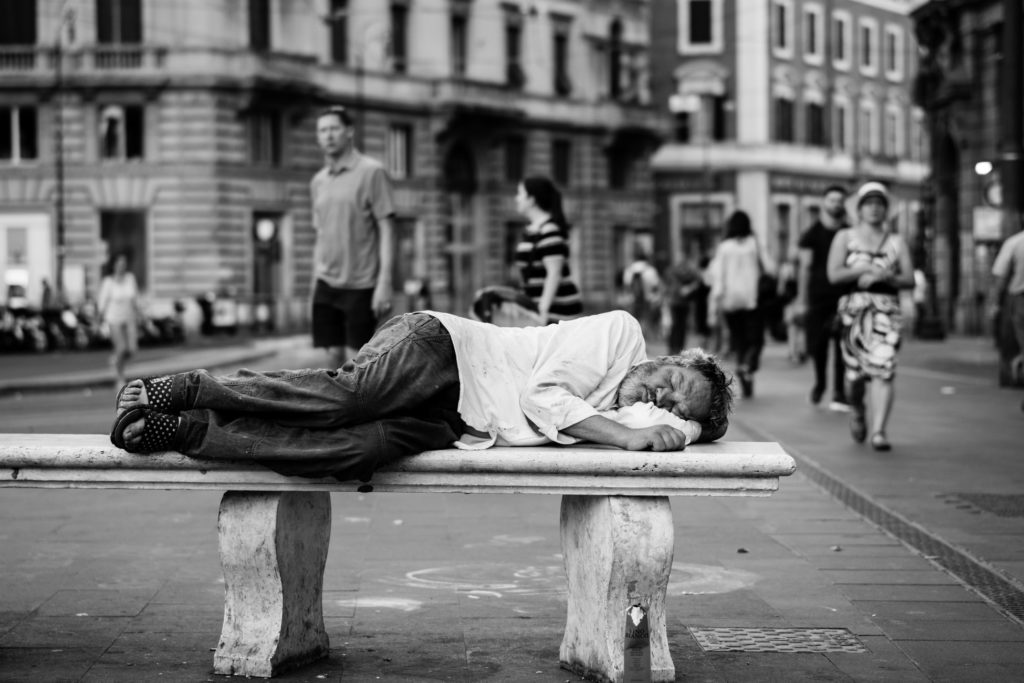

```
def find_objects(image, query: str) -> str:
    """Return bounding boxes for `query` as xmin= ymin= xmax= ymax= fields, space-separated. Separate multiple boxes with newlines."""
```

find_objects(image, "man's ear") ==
xmin=698 ymin=419 xmax=728 ymax=443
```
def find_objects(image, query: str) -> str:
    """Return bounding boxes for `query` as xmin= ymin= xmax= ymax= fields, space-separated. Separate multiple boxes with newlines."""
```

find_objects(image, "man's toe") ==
xmin=123 ymin=417 xmax=146 ymax=445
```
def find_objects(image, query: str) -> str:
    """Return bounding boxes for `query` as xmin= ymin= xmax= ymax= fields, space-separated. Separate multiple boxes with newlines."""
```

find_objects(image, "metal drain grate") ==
xmin=941 ymin=493 xmax=1024 ymax=518
xmin=690 ymin=627 xmax=867 ymax=653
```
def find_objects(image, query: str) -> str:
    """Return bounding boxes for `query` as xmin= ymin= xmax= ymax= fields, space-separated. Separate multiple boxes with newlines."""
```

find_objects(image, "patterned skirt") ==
xmin=837 ymin=291 xmax=902 ymax=382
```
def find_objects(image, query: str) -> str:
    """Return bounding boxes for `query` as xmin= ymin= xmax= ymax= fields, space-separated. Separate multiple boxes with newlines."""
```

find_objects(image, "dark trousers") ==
xmin=723 ymin=309 xmax=764 ymax=373
xmin=805 ymin=302 xmax=845 ymax=400
xmin=172 ymin=313 xmax=464 ymax=481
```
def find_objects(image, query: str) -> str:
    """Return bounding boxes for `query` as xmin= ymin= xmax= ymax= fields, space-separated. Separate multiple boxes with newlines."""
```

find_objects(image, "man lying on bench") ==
xmin=110 ymin=310 xmax=733 ymax=481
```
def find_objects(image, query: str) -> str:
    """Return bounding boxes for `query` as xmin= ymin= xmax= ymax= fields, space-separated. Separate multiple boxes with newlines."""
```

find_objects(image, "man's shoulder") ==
xmin=354 ymin=153 xmax=387 ymax=173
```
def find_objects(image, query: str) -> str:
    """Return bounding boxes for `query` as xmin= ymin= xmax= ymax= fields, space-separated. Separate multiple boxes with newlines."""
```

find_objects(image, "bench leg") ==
xmin=213 ymin=491 xmax=331 ymax=678
xmin=559 ymin=495 xmax=675 ymax=683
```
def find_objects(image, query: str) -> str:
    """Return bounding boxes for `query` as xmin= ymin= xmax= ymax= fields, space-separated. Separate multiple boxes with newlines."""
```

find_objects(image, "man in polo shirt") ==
xmin=311 ymin=106 xmax=396 ymax=367
xmin=991 ymin=227 xmax=1024 ymax=401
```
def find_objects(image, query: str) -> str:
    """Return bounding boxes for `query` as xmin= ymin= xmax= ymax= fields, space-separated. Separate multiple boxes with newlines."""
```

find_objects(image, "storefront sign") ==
xmin=972 ymin=205 xmax=1004 ymax=242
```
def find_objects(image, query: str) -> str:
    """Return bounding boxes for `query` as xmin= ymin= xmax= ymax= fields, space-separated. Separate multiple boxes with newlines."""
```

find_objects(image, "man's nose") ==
xmin=655 ymin=388 xmax=669 ymax=406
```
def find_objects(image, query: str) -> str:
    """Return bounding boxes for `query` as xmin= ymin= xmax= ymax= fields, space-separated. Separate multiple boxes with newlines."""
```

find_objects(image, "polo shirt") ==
xmin=310 ymin=151 xmax=396 ymax=289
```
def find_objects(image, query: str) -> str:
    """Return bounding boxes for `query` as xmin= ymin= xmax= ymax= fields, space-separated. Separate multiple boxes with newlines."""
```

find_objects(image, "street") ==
xmin=1 ymin=338 xmax=1023 ymax=681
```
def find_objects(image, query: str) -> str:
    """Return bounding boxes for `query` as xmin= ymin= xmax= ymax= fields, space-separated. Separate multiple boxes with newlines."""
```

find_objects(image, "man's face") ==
xmin=617 ymin=363 xmax=712 ymax=422
xmin=822 ymin=191 xmax=846 ymax=219
xmin=317 ymin=113 xmax=352 ymax=156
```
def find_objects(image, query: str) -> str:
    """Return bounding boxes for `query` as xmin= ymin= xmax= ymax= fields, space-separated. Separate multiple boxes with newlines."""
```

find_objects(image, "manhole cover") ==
xmin=689 ymin=627 xmax=867 ymax=653
xmin=941 ymin=493 xmax=1024 ymax=518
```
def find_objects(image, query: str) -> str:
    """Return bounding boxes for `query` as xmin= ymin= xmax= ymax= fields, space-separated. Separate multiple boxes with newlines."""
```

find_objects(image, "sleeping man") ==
xmin=110 ymin=310 xmax=733 ymax=481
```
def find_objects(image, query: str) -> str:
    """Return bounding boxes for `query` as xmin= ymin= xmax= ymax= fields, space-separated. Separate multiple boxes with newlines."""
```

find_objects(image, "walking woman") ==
xmin=827 ymin=182 xmax=915 ymax=450
xmin=513 ymin=176 xmax=583 ymax=323
xmin=98 ymin=252 xmax=143 ymax=387
xmin=711 ymin=210 xmax=769 ymax=398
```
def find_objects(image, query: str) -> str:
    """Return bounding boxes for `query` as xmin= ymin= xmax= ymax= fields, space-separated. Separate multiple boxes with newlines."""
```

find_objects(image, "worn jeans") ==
xmin=170 ymin=313 xmax=463 ymax=481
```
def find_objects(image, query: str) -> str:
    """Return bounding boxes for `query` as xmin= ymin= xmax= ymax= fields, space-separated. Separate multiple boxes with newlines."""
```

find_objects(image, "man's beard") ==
xmin=616 ymin=363 xmax=656 ymax=406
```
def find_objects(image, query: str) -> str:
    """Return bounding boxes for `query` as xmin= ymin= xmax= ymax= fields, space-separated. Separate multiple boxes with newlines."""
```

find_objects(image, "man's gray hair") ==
xmin=654 ymin=348 xmax=733 ymax=442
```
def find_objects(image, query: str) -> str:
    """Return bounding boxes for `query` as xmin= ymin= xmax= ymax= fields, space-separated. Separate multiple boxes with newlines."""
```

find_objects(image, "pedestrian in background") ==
xmin=98 ymin=252 xmax=142 ymax=387
xmin=622 ymin=252 xmax=662 ymax=337
xmin=990 ymin=224 xmax=1024 ymax=397
xmin=662 ymin=255 xmax=703 ymax=354
xmin=827 ymin=182 xmax=915 ymax=451
xmin=695 ymin=255 xmax=717 ymax=351
xmin=513 ymin=176 xmax=583 ymax=324
xmin=777 ymin=257 xmax=805 ymax=364
xmin=310 ymin=105 xmax=396 ymax=368
xmin=711 ymin=210 xmax=769 ymax=398
xmin=796 ymin=184 xmax=850 ymax=411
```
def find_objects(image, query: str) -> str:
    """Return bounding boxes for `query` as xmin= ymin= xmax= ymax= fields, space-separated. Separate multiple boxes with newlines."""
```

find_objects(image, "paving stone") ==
xmin=702 ymin=651 xmax=852 ymax=682
xmin=824 ymin=635 xmax=930 ymax=681
xmin=36 ymin=588 xmax=155 ymax=617
xmin=122 ymin=603 xmax=221 ymax=633
xmin=0 ymin=615 xmax=129 ymax=648
xmin=869 ymin=617 xmax=1024 ymax=642
xmin=851 ymin=600 xmax=1005 ymax=622
xmin=895 ymin=640 xmax=1024 ymax=681
xmin=837 ymin=583 xmax=984 ymax=602
xmin=0 ymin=646 xmax=103 ymax=682
xmin=820 ymin=569 xmax=961 ymax=586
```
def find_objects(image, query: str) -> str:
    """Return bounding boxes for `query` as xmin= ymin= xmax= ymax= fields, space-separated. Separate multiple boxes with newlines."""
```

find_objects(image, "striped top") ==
xmin=514 ymin=220 xmax=583 ymax=320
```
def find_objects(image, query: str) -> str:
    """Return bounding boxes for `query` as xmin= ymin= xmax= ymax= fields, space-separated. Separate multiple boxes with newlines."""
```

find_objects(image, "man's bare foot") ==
xmin=117 ymin=380 xmax=149 ymax=414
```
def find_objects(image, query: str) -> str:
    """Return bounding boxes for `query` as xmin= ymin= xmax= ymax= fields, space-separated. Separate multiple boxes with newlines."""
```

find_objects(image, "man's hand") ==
xmin=372 ymin=281 xmax=393 ymax=318
xmin=621 ymin=425 xmax=689 ymax=452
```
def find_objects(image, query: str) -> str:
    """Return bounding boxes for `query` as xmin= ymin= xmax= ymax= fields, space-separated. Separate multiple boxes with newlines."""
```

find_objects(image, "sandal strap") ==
xmin=142 ymin=375 xmax=181 ymax=414
xmin=135 ymin=410 xmax=181 ymax=454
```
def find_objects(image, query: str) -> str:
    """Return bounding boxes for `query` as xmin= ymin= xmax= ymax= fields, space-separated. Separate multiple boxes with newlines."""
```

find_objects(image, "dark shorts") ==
xmin=311 ymin=280 xmax=376 ymax=350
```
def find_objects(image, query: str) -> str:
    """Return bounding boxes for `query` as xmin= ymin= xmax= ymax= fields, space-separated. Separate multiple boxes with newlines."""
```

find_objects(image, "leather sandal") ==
xmin=116 ymin=376 xmax=181 ymax=417
xmin=870 ymin=432 xmax=892 ymax=451
xmin=110 ymin=407 xmax=181 ymax=454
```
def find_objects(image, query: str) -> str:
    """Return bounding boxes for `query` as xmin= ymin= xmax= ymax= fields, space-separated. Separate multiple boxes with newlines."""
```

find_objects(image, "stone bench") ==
xmin=0 ymin=433 xmax=795 ymax=682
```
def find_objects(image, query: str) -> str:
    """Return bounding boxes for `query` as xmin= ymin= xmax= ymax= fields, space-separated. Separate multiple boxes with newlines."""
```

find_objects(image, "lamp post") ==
xmin=53 ymin=6 xmax=75 ymax=300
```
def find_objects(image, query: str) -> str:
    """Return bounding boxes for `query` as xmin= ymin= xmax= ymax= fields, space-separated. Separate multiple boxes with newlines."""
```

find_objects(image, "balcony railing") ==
xmin=0 ymin=47 xmax=37 ymax=71
xmin=0 ymin=45 xmax=168 ymax=75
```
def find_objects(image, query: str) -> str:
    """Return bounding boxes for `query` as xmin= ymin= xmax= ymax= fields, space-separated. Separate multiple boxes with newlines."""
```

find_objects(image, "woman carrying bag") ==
xmin=827 ymin=182 xmax=915 ymax=451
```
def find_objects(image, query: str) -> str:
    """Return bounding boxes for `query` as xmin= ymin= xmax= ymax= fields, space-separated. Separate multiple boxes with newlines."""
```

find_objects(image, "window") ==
xmin=803 ymin=5 xmax=823 ymax=65
xmin=248 ymin=111 xmax=281 ymax=166
xmin=833 ymin=101 xmax=848 ymax=151
xmin=99 ymin=104 xmax=144 ymax=161
xmin=859 ymin=102 xmax=878 ymax=155
xmin=859 ymin=18 xmax=878 ymax=75
xmin=450 ymin=10 xmax=468 ymax=77
xmin=249 ymin=0 xmax=270 ymax=51
xmin=329 ymin=0 xmax=347 ymax=65
xmin=832 ymin=11 xmax=851 ymax=70
xmin=884 ymin=24 xmax=904 ymax=80
xmin=505 ymin=9 xmax=525 ymax=88
xmin=0 ymin=106 xmax=37 ymax=163
xmin=911 ymin=108 xmax=926 ymax=162
xmin=504 ymin=135 xmax=525 ymax=182
xmin=806 ymin=101 xmax=825 ymax=146
xmin=552 ymin=139 xmax=571 ymax=186
xmin=97 ymin=0 xmax=142 ymax=44
xmin=711 ymin=95 xmax=728 ymax=140
xmin=609 ymin=19 xmax=623 ymax=98
xmin=552 ymin=19 xmax=572 ymax=96
xmin=885 ymin=106 xmax=904 ymax=157
xmin=390 ymin=3 xmax=408 ymax=73
xmin=0 ymin=0 xmax=37 ymax=46
xmin=6 ymin=226 xmax=27 ymax=266
xmin=772 ymin=0 xmax=794 ymax=58
xmin=608 ymin=147 xmax=633 ymax=189
xmin=672 ymin=110 xmax=692 ymax=143
xmin=387 ymin=124 xmax=413 ymax=179
xmin=678 ymin=0 xmax=723 ymax=54
xmin=774 ymin=97 xmax=795 ymax=142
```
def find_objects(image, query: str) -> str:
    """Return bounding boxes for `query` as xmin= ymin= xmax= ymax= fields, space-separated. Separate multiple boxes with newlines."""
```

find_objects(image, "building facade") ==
xmin=648 ymin=0 xmax=928 ymax=274
xmin=0 ymin=0 xmax=663 ymax=328
xmin=911 ymin=0 xmax=1017 ymax=334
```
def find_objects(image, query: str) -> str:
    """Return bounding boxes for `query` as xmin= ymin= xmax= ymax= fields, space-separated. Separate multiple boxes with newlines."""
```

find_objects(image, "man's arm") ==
xmin=795 ymin=246 xmax=813 ymax=314
xmin=373 ymin=216 xmax=395 ymax=316
xmin=561 ymin=414 xmax=690 ymax=451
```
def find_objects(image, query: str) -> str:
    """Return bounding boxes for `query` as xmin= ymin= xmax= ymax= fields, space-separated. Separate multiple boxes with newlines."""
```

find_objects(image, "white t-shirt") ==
xmin=98 ymin=273 xmax=139 ymax=325
xmin=425 ymin=310 xmax=701 ymax=449
xmin=711 ymin=237 xmax=762 ymax=312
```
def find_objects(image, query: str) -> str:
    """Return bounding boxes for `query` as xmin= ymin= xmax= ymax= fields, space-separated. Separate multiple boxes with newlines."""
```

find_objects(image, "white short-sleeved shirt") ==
xmin=993 ymin=231 xmax=1024 ymax=296
xmin=425 ymin=310 xmax=701 ymax=449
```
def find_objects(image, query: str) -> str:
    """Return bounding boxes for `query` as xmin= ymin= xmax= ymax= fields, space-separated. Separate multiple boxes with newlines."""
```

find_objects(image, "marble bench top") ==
xmin=0 ymin=434 xmax=796 ymax=496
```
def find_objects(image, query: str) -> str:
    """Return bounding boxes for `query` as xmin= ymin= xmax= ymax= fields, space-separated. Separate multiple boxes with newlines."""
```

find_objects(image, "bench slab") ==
xmin=0 ymin=433 xmax=796 ymax=681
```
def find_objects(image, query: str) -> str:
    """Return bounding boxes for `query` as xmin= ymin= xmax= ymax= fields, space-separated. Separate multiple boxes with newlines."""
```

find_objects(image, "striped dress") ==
xmin=514 ymin=220 xmax=583 ymax=320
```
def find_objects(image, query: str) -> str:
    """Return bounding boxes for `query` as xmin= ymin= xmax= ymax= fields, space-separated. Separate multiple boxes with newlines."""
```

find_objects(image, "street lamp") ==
xmin=53 ymin=5 xmax=75 ymax=300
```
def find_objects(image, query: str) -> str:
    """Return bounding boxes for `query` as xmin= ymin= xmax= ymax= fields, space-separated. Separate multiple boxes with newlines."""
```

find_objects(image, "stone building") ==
xmin=911 ymin=0 xmax=1017 ymax=334
xmin=0 ymin=0 xmax=663 ymax=328
xmin=648 ymin=0 xmax=928 ymax=271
